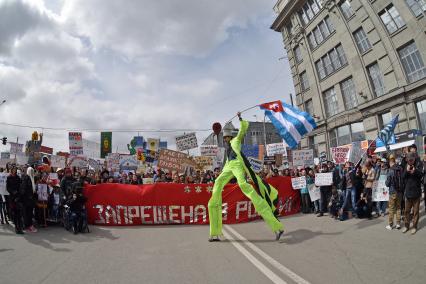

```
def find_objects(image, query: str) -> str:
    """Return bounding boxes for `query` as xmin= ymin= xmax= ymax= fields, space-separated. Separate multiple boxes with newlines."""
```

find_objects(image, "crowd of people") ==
xmin=0 ymin=144 xmax=425 ymax=235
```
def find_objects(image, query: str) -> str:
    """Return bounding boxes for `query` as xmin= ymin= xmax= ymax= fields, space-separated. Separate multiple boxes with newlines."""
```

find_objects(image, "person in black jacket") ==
xmin=401 ymin=152 xmax=422 ymax=235
xmin=66 ymin=192 xmax=87 ymax=234
xmin=317 ymin=164 xmax=332 ymax=217
xmin=6 ymin=167 xmax=23 ymax=234
xmin=60 ymin=168 xmax=76 ymax=199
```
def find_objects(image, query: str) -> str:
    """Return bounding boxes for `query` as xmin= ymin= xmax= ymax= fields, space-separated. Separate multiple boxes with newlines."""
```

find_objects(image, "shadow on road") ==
xmin=279 ymin=229 xmax=341 ymax=245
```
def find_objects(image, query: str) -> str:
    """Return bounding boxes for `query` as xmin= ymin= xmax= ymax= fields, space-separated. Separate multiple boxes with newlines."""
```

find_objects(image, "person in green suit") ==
xmin=208 ymin=112 xmax=284 ymax=242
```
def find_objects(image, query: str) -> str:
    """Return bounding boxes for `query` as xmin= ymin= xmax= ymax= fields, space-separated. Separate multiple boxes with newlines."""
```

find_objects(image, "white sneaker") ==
xmin=385 ymin=225 xmax=393 ymax=230
xmin=411 ymin=228 xmax=417 ymax=235
xmin=402 ymin=227 xmax=409 ymax=233
xmin=395 ymin=224 xmax=401 ymax=230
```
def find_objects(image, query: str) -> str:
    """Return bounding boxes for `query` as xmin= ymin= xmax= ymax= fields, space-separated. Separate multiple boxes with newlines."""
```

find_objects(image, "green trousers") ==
xmin=208 ymin=159 xmax=283 ymax=236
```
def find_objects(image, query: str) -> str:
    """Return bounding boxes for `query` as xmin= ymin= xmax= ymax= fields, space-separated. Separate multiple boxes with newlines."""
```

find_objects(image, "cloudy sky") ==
xmin=0 ymin=0 xmax=293 ymax=155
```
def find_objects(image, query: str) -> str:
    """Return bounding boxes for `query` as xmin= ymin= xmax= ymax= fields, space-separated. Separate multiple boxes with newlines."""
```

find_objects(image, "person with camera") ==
xmin=402 ymin=152 xmax=422 ymax=235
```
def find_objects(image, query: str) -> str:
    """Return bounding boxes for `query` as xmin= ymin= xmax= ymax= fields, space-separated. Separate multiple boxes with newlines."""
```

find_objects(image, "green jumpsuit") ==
xmin=208 ymin=119 xmax=284 ymax=237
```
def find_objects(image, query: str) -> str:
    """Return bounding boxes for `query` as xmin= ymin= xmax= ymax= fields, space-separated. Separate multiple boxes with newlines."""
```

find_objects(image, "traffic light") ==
xmin=1 ymin=137 xmax=7 ymax=145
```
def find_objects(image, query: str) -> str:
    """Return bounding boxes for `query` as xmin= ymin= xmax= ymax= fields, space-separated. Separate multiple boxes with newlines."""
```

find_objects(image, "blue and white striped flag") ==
xmin=260 ymin=100 xmax=317 ymax=149
xmin=378 ymin=115 xmax=399 ymax=147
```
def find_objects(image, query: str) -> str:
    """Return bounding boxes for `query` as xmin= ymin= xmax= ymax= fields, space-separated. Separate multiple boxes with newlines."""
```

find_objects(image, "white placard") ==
xmin=372 ymin=175 xmax=389 ymax=202
xmin=175 ymin=132 xmax=198 ymax=151
xmin=266 ymin=142 xmax=287 ymax=157
xmin=9 ymin=142 xmax=24 ymax=155
xmin=308 ymin=184 xmax=321 ymax=201
xmin=68 ymin=156 xmax=88 ymax=168
xmin=291 ymin=176 xmax=307 ymax=190
xmin=0 ymin=173 xmax=8 ymax=195
xmin=50 ymin=155 xmax=66 ymax=168
xmin=69 ymin=132 xmax=83 ymax=156
xmin=37 ymin=184 xmax=49 ymax=201
xmin=119 ymin=155 xmax=139 ymax=170
xmin=88 ymin=158 xmax=101 ymax=171
xmin=315 ymin=172 xmax=333 ymax=186
xmin=200 ymin=145 xmax=219 ymax=156
xmin=248 ymin=157 xmax=263 ymax=173
xmin=106 ymin=153 xmax=120 ymax=170
xmin=292 ymin=149 xmax=314 ymax=167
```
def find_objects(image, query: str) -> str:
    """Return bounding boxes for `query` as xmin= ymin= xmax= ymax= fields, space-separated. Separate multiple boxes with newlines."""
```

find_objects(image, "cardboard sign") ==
xmin=372 ymin=175 xmax=389 ymax=201
xmin=119 ymin=155 xmax=139 ymax=170
xmin=266 ymin=142 xmax=287 ymax=157
xmin=319 ymin=151 xmax=327 ymax=163
xmin=331 ymin=147 xmax=351 ymax=164
xmin=248 ymin=157 xmax=263 ymax=173
xmin=315 ymin=172 xmax=333 ymax=186
xmin=68 ymin=156 xmax=88 ymax=168
xmin=263 ymin=156 xmax=276 ymax=165
xmin=308 ymin=184 xmax=321 ymax=201
xmin=147 ymin=138 xmax=160 ymax=152
xmin=9 ymin=142 xmax=24 ymax=155
xmin=213 ymin=147 xmax=225 ymax=169
xmin=292 ymin=149 xmax=314 ymax=167
xmin=193 ymin=156 xmax=214 ymax=171
xmin=291 ymin=176 xmax=307 ymax=190
xmin=175 ymin=133 xmax=198 ymax=151
xmin=0 ymin=173 xmax=8 ymax=195
xmin=37 ymin=184 xmax=49 ymax=201
xmin=158 ymin=149 xmax=196 ymax=173
xmin=69 ymin=132 xmax=83 ymax=156
xmin=200 ymin=145 xmax=219 ymax=156
xmin=50 ymin=155 xmax=66 ymax=168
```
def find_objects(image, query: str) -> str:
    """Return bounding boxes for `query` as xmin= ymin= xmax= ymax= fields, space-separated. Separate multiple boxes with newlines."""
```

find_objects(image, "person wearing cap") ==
xmin=401 ymin=152 xmax=422 ymax=234
xmin=385 ymin=155 xmax=403 ymax=230
xmin=208 ymin=112 xmax=284 ymax=242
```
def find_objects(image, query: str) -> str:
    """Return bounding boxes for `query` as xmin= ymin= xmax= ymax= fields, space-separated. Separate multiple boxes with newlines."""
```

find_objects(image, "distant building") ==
xmin=271 ymin=0 xmax=426 ymax=156
xmin=202 ymin=121 xmax=282 ymax=146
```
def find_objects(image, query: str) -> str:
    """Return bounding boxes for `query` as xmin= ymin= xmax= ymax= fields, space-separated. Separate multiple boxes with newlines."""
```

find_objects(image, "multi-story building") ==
xmin=271 ymin=0 xmax=426 ymax=157
xmin=202 ymin=121 xmax=282 ymax=147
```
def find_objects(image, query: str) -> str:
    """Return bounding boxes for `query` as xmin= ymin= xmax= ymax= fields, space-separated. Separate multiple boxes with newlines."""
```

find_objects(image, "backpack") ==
xmin=386 ymin=166 xmax=403 ymax=192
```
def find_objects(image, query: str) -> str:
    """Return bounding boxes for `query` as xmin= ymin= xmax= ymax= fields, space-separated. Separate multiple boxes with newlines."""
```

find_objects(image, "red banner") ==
xmin=84 ymin=176 xmax=300 ymax=226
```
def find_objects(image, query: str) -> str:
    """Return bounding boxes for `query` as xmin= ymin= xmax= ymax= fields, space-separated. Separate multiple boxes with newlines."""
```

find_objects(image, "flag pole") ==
xmin=224 ymin=104 xmax=259 ymax=124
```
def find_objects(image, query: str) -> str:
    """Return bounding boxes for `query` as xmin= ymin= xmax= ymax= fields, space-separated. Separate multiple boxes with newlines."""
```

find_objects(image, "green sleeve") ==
xmin=235 ymin=120 xmax=249 ymax=143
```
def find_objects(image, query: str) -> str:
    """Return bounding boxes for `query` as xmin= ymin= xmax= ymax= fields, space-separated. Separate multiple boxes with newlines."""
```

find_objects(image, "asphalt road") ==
xmin=1 ymin=207 xmax=426 ymax=284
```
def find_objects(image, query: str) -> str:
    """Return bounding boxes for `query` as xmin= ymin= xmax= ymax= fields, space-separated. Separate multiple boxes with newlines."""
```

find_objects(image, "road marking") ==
xmin=224 ymin=225 xmax=311 ymax=284
xmin=222 ymin=229 xmax=288 ymax=284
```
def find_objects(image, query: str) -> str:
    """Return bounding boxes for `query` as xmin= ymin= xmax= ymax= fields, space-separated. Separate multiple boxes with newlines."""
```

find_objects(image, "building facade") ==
xmin=202 ymin=121 xmax=283 ymax=147
xmin=272 ymin=0 xmax=426 ymax=157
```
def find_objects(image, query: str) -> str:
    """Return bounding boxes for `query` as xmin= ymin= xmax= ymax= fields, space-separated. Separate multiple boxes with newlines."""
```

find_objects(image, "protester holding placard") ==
xmin=36 ymin=174 xmax=49 ymax=227
xmin=317 ymin=164 xmax=332 ymax=217
xmin=299 ymin=170 xmax=311 ymax=214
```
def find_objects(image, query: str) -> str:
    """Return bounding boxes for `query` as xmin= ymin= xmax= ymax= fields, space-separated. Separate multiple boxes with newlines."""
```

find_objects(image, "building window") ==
xmin=298 ymin=0 xmax=324 ymax=25
xmin=309 ymin=135 xmax=319 ymax=157
xmin=353 ymin=27 xmax=371 ymax=54
xmin=323 ymin=87 xmax=339 ymax=117
xmin=398 ymin=41 xmax=426 ymax=83
xmin=315 ymin=44 xmax=347 ymax=79
xmin=340 ymin=77 xmax=358 ymax=110
xmin=330 ymin=122 xmax=365 ymax=147
xmin=300 ymin=71 xmax=310 ymax=91
xmin=416 ymin=100 xmax=426 ymax=133
xmin=339 ymin=0 xmax=355 ymax=20
xmin=307 ymin=16 xmax=334 ymax=50
xmin=308 ymin=33 xmax=317 ymax=49
xmin=379 ymin=112 xmax=392 ymax=128
xmin=405 ymin=0 xmax=426 ymax=17
xmin=351 ymin=122 xmax=365 ymax=142
xmin=379 ymin=4 xmax=405 ymax=34
xmin=286 ymin=22 xmax=294 ymax=37
xmin=315 ymin=60 xmax=326 ymax=79
xmin=367 ymin=63 xmax=386 ymax=96
xmin=294 ymin=45 xmax=302 ymax=63
xmin=305 ymin=99 xmax=314 ymax=115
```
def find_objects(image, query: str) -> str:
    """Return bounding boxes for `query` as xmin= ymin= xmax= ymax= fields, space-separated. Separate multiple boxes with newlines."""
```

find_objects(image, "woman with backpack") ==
xmin=385 ymin=155 xmax=403 ymax=230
